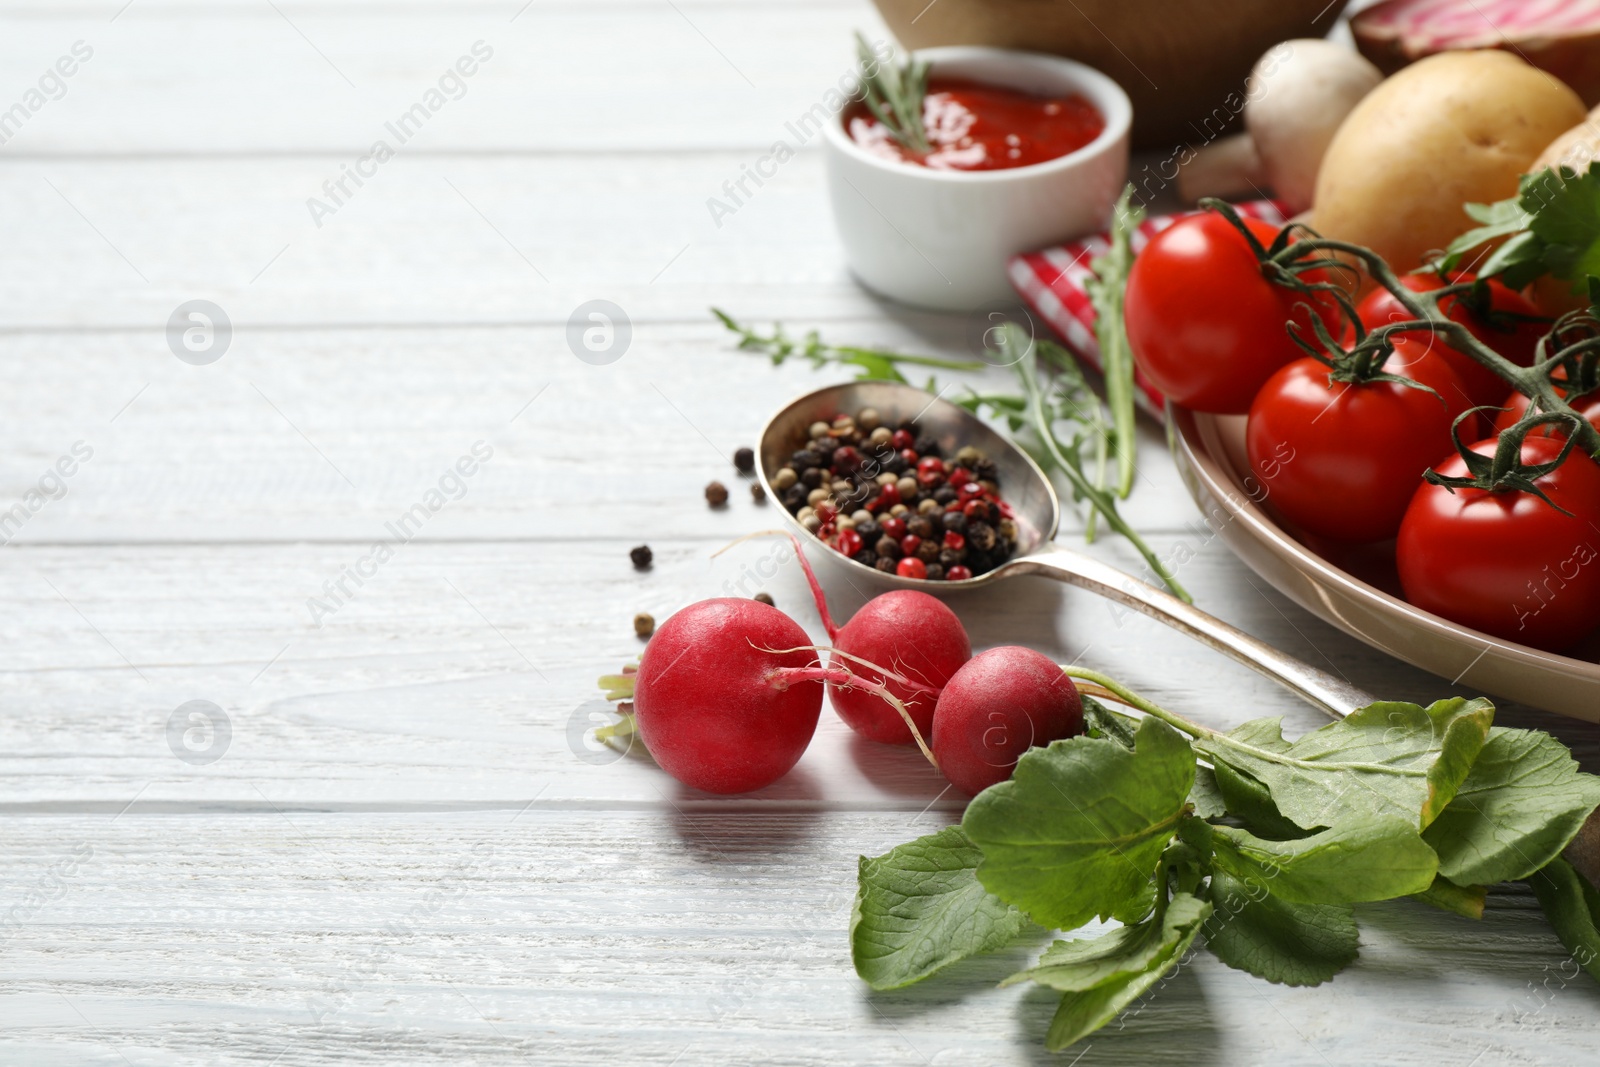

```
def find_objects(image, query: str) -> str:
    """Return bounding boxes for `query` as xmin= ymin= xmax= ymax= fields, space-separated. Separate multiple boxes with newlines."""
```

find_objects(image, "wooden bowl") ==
xmin=871 ymin=0 xmax=1350 ymax=149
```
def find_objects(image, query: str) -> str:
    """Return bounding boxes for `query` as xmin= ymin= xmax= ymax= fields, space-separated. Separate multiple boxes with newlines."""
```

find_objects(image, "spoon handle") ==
xmin=1008 ymin=544 xmax=1375 ymax=719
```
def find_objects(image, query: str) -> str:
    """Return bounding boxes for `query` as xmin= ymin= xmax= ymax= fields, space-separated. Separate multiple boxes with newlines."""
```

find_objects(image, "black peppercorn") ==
xmin=783 ymin=485 xmax=808 ymax=509
xmin=906 ymin=516 xmax=933 ymax=540
xmin=792 ymin=449 xmax=820 ymax=470
xmin=705 ymin=481 xmax=729 ymax=507
xmin=915 ymin=538 xmax=940 ymax=563
xmin=968 ymin=520 xmax=997 ymax=552
xmin=750 ymin=482 xmax=766 ymax=504
xmin=856 ymin=519 xmax=881 ymax=542
xmin=874 ymin=556 xmax=898 ymax=573
xmin=923 ymin=510 xmax=944 ymax=534
xmin=629 ymin=544 xmax=652 ymax=569
xmin=974 ymin=458 xmax=998 ymax=482
xmin=800 ymin=467 xmax=824 ymax=489
xmin=855 ymin=550 xmax=877 ymax=568
xmin=753 ymin=592 xmax=775 ymax=606
xmin=733 ymin=446 xmax=755 ymax=474
xmin=813 ymin=445 xmax=836 ymax=470
xmin=939 ymin=547 xmax=965 ymax=569
xmin=933 ymin=486 xmax=958 ymax=505
xmin=875 ymin=535 xmax=901 ymax=560
xmin=913 ymin=435 xmax=940 ymax=457
xmin=924 ymin=563 xmax=945 ymax=581
xmin=883 ymin=454 xmax=908 ymax=476
xmin=942 ymin=510 xmax=967 ymax=534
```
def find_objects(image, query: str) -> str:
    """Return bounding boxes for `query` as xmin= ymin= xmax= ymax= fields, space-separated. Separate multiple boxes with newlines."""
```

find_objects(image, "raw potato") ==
xmin=1534 ymin=103 xmax=1600 ymax=173
xmin=1313 ymin=51 xmax=1585 ymax=277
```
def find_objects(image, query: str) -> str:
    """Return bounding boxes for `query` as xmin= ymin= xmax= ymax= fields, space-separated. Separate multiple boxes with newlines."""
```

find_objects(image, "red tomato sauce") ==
xmin=845 ymin=78 xmax=1105 ymax=171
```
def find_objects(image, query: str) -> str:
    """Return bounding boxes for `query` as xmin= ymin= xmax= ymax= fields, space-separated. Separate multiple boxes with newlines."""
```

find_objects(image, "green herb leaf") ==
xmin=1081 ymin=694 xmax=1138 ymax=750
xmin=964 ymin=716 xmax=1195 ymax=929
xmin=1084 ymin=185 xmax=1143 ymax=500
xmin=1197 ymin=699 xmax=1494 ymax=832
xmin=1527 ymin=856 xmax=1600 ymax=983
xmin=1212 ymin=756 xmax=1307 ymax=840
xmin=850 ymin=825 xmax=1028 ymax=991
xmin=1189 ymin=763 xmax=1227 ymax=820
xmin=1204 ymin=870 xmax=1358 ymax=986
xmin=1207 ymin=817 xmax=1439 ymax=905
xmin=1033 ymin=893 xmax=1212 ymax=1051
xmin=1438 ymin=165 xmax=1600 ymax=292
xmin=1411 ymin=875 xmax=1487 ymax=920
xmin=1422 ymin=727 xmax=1600 ymax=886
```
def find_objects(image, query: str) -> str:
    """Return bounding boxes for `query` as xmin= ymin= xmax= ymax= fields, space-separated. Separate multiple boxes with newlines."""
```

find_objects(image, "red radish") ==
xmin=931 ymin=646 xmax=1083 ymax=796
xmin=632 ymin=598 xmax=825 ymax=794
xmin=778 ymin=533 xmax=973 ymax=747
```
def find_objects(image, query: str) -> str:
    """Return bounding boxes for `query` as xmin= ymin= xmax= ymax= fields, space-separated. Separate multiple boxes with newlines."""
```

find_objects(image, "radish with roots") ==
xmin=930 ymin=646 xmax=1083 ymax=796
xmin=632 ymin=596 xmax=933 ymax=794
xmin=632 ymin=597 xmax=825 ymax=794
xmin=766 ymin=532 xmax=973 ymax=746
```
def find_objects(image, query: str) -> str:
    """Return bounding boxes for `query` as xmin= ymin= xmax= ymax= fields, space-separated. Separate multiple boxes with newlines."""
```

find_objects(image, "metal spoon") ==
xmin=757 ymin=380 xmax=1375 ymax=720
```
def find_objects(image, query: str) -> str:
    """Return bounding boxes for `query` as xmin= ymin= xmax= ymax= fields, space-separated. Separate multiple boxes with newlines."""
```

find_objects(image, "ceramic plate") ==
xmin=1168 ymin=405 xmax=1600 ymax=723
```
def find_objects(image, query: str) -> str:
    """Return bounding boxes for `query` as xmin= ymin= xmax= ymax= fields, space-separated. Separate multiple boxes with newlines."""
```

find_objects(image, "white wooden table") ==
xmin=3 ymin=2 xmax=1598 ymax=1063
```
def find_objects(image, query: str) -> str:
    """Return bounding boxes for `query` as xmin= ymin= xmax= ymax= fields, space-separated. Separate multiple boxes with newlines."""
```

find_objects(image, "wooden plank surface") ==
xmin=3 ymin=0 xmax=1599 ymax=1064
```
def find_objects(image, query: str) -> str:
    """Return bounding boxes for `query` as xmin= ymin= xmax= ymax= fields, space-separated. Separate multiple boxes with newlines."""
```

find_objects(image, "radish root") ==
xmin=712 ymin=529 xmax=839 ymax=638
xmin=767 ymin=664 xmax=938 ymax=769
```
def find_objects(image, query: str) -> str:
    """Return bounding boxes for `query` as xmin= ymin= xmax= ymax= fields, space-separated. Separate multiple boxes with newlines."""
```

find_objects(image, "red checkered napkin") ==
xmin=1007 ymin=199 xmax=1293 ymax=418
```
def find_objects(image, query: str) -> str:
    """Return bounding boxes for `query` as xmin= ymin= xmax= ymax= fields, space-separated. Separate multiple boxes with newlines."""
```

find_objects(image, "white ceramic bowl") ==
xmin=822 ymin=46 xmax=1131 ymax=313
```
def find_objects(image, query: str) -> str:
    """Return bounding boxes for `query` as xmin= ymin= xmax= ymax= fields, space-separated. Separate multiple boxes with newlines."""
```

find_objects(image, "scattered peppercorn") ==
xmin=633 ymin=612 xmax=655 ymax=637
xmin=753 ymin=592 xmax=775 ymax=606
xmin=629 ymin=544 xmax=653 ymax=569
xmin=705 ymin=481 xmax=729 ymax=507
xmin=750 ymin=481 xmax=766 ymax=504
xmin=733 ymin=446 xmax=755 ymax=474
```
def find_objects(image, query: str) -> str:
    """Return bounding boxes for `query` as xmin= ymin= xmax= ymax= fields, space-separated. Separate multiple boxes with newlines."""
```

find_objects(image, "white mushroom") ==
xmin=1178 ymin=39 xmax=1382 ymax=213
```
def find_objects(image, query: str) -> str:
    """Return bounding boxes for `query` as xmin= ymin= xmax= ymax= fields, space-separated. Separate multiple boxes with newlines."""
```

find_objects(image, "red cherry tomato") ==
xmin=1355 ymin=273 xmax=1547 ymax=407
xmin=1246 ymin=336 xmax=1474 ymax=543
xmin=1492 ymin=379 xmax=1600 ymax=437
xmin=1397 ymin=436 xmax=1600 ymax=652
xmin=1125 ymin=212 xmax=1341 ymax=414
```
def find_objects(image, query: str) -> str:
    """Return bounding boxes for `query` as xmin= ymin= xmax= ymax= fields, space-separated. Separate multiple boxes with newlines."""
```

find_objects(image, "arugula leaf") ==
xmin=1204 ymin=870 xmax=1358 ymax=986
xmin=964 ymin=716 xmax=1195 ymax=930
xmin=850 ymin=825 xmax=1028 ymax=990
xmin=1423 ymin=727 xmax=1600 ymax=886
xmin=1036 ymin=894 xmax=1212 ymax=1051
xmin=1527 ymin=857 xmax=1600 ymax=983
xmin=1197 ymin=699 xmax=1494 ymax=832
xmin=1206 ymin=817 xmax=1439 ymax=905
xmin=1411 ymin=875 xmax=1487 ymax=920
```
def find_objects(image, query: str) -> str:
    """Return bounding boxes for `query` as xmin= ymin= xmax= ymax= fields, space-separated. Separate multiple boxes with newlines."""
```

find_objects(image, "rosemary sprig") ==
xmin=855 ymin=32 xmax=929 ymax=153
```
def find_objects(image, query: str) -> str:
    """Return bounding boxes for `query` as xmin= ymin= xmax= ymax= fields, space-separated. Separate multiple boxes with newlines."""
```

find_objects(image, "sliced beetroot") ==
xmin=931 ymin=646 xmax=1083 ymax=796
xmin=1353 ymin=0 xmax=1600 ymax=105
xmin=829 ymin=590 xmax=971 ymax=745
xmin=632 ymin=597 xmax=823 ymax=794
